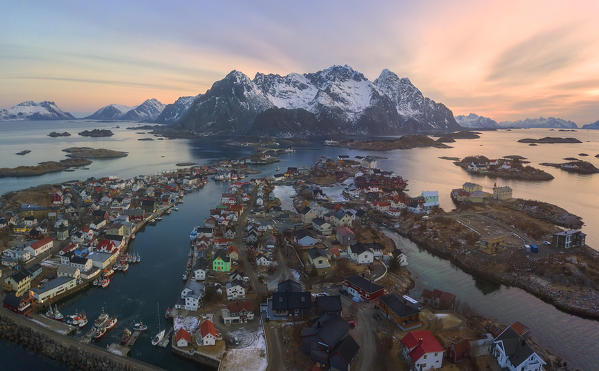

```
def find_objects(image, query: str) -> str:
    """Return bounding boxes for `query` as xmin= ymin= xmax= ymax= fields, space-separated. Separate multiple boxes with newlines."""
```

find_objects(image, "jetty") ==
xmin=107 ymin=343 xmax=131 ymax=356
xmin=125 ymin=329 xmax=143 ymax=347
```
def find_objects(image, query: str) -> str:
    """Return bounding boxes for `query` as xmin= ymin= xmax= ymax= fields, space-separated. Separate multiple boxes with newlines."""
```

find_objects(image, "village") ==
xmin=0 ymin=151 xmax=587 ymax=370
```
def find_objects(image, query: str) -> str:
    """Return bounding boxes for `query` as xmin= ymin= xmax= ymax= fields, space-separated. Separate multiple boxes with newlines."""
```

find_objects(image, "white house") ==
xmin=194 ymin=268 xmax=206 ymax=281
xmin=226 ymin=281 xmax=246 ymax=300
xmin=255 ymin=253 xmax=271 ymax=266
xmin=312 ymin=218 xmax=332 ymax=235
xmin=25 ymin=237 xmax=53 ymax=257
xmin=492 ymin=326 xmax=546 ymax=371
xmin=199 ymin=320 xmax=220 ymax=346
xmin=348 ymin=244 xmax=374 ymax=264
xmin=401 ymin=330 xmax=444 ymax=370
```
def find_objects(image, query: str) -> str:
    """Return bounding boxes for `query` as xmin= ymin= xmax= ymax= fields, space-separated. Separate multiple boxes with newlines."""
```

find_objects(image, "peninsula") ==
xmin=454 ymin=155 xmax=554 ymax=181
xmin=0 ymin=158 xmax=91 ymax=178
xmin=341 ymin=135 xmax=450 ymax=151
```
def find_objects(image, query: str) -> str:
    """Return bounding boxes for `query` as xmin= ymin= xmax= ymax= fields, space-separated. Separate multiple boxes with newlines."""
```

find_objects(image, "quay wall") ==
xmin=0 ymin=308 xmax=162 ymax=371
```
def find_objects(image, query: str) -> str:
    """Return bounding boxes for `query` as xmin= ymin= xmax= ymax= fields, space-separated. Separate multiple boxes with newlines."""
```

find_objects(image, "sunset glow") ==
xmin=2 ymin=0 xmax=598 ymax=123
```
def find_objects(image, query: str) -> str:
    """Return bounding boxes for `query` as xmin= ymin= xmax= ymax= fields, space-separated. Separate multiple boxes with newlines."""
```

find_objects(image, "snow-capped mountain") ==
xmin=156 ymin=95 xmax=198 ymax=124
xmin=0 ymin=101 xmax=75 ymax=120
xmin=86 ymin=104 xmax=131 ymax=120
xmin=582 ymin=120 xmax=599 ymax=130
xmin=176 ymin=70 xmax=274 ymax=134
xmin=176 ymin=65 xmax=461 ymax=136
xmin=120 ymin=98 xmax=165 ymax=122
xmin=499 ymin=117 xmax=578 ymax=129
xmin=455 ymin=113 xmax=499 ymax=129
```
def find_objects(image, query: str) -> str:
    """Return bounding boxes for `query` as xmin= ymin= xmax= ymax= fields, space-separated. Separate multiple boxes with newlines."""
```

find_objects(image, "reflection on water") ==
xmin=1 ymin=121 xmax=599 ymax=369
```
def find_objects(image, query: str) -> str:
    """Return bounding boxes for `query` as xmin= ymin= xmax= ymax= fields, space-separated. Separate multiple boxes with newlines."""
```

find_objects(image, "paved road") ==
xmin=234 ymin=189 xmax=267 ymax=298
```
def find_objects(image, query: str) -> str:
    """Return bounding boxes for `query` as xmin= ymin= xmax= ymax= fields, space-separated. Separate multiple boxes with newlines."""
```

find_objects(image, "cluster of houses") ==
xmin=466 ymin=158 xmax=516 ymax=174
xmin=1 ymin=167 xmax=210 ymax=311
xmin=451 ymin=182 xmax=513 ymax=204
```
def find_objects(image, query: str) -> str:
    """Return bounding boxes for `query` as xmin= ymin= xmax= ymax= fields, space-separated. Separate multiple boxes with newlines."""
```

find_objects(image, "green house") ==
xmin=212 ymin=251 xmax=231 ymax=272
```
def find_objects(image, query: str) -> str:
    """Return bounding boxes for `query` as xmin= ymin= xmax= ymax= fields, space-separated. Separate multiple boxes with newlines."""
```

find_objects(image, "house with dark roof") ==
xmin=300 ymin=314 xmax=359 ymax=370
xmin=316 ymin=295 xmax=342 ymax=316
xmin=342 ymin=275 xmax=384 ymax=302
xmin=401 ymin=330 xmax=445 ymax=370
xmin=492 ymin=325 xmax=545 ymax=371
xmin=307 ymin=248 xmax=331 ymax=270
xmin=269 ymin=279 xmax=311 ymax=319
xmin=377 ymin=293 xmax=421 ymax=330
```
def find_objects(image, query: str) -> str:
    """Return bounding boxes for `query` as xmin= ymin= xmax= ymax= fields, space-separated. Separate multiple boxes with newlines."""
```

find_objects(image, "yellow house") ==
xmin=467 ymin=190 xmax=489 ymax=203
xmin=463 ymin=182 xmax=482 ymax=193
xmin=13 ymin=224 xmax=31 ymax=234
xmin=3 ymin=271 xmax=32 ymax=297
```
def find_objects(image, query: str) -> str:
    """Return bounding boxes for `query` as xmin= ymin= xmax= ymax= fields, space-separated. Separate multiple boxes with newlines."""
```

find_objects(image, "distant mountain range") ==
xmin=87 ymin=99 xmax=165 ymax=122
xmin=582 ymin=120 xmax=599 ymax=130
xmin=174 ymin=65 xmax=461 ymax=136
xmin=0 ymin=101 xmax=75 ymax=120
xmin=499 ymin=117 xmax=578 ymax=129
xmin=455 ymin=113 xmax=499 ymax=129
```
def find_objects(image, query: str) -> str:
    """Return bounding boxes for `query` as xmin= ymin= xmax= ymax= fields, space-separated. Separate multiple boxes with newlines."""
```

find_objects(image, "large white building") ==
xmin=32 ymin=276 xmax=77 ymax=303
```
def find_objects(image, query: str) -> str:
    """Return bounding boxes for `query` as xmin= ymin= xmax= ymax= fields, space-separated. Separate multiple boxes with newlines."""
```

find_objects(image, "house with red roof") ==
xmin=26 ymin=237 xmax=53 ymax=256
xmin=199 ymin=320 xmax=220 ymax=346
xmin=96 ymin=239 xmax=117 ymax=254
xmin=175 ymin=328 xmax=192 ymax=348
xmin=400 ymin=330 xmax=444 ymax=370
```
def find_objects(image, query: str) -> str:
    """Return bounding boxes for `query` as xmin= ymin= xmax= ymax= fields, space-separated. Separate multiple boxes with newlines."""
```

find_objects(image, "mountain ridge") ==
xmin=0 ymin=101 xmax=75 ymax=120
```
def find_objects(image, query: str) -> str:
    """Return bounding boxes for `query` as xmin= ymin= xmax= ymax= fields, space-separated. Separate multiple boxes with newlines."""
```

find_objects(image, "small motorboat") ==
xmin=101 ymin=278 xmax=110 ymax=288
xmin=133 ymin=322 xmax=148 ymax=331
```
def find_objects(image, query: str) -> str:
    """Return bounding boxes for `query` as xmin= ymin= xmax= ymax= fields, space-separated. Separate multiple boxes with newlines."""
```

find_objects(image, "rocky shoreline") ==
xmin=78 ymin=129 xmax=114 ymax=137
xmin=454 ymin=155 xmax=554 ymax=181
xmin=341 ymin=135 xmax=451 ymax=150
xmin=0 ymin=158 xmax=91 ymax=178
xmin=540 ymin=160 xmax=599 ymax=174
xmin=62 ymin=147 xmax=128 ymax=159
xmin=518 ymin=137 xmax=582 ymax=144
xmin=392 ymin=207 xmax=599 ymax=320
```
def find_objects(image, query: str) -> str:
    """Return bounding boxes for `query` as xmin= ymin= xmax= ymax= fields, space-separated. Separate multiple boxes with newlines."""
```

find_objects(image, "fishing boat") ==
xmin=135 ymin=253 xmax=141 ymax=263
xmin=93 ymin=326 xmax=107 ymax=341
xmin=104 ymin=316 xmax=118 ymax=330
xmin=120 ymin=328 xmax=132 ymax=345
xmin=121 ymin=263 xmax=129 ymax=272
xmin=94 ymin=311 xmax=109 ymax=328
xmin=174 ymin=207 xmax=179 ymax=211
xmin=66 ymin=312 xmax=87 ymax=327
xmin=53 ymin=305 xmax=64 ymax=321
xmin=151 ymin=302 xmax=165 ymax=346
xmin=103 ymin=269 xmax=115 ymax=278
xmin=101 ymin=278 xmax=110 ymax=288
xmin=77 ymin=313 xmax=88 ymax=327
xmin=133 ymin=322 xmax=148 ymax=331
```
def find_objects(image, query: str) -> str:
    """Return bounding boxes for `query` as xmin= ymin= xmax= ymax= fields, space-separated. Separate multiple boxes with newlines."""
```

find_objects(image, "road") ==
xmin=234 ymin=188 xmax=267 ymax=298
xmin=264 ymin=322 xmax=285 ymax=371
xmin=340 ymin=295 xmax=377 ymax=371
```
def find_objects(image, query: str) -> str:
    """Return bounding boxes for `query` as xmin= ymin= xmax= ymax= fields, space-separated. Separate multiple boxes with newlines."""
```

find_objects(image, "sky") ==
xmin=1 ymin=0 xmax=598 ymax=123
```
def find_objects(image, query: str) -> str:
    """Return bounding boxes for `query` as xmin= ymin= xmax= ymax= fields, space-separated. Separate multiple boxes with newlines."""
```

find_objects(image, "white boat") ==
xmin=151 ymin=302 xmax=165 ymax=346
xmin=324 ymin=139 xmax=339 ymax=146
xmin=133 ymin=322 xmax=148 ymax=331
xmin=151 ymin=329 xmax=165 ymax=346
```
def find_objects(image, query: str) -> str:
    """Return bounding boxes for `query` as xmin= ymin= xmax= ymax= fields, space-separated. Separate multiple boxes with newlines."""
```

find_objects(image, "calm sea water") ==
xmin=1 ymin=120 xmax=599 ymax=369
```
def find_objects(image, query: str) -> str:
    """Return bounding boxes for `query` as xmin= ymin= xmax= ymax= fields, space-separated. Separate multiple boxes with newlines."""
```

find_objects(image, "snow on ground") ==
xmin=220 ymin=328 xmax=267 ymax=371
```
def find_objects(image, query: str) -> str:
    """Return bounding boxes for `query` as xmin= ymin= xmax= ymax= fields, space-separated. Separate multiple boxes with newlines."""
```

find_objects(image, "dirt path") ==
xmin=264 ymin=322 xmax=285 ymax=371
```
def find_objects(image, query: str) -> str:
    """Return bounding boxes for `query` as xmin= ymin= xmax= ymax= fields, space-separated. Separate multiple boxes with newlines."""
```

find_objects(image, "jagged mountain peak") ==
xmin=0 ymin=100 xmax=75 ymax=121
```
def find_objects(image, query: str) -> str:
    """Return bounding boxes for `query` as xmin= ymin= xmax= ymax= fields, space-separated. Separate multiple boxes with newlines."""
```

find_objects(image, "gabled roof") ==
xmin=199 ymin=320 xmax=219 ymax=338
xmin=30 ymin=237 xmax=52 ymax=250
xmin=379 ymin=293 xmax=419 ymax=317
xmin=316 ymin=295 xmax=342 ymax=313
xmin=330 ymin=335 xmax=360 ymax=370
xmin=344 ymin=275 xmax=383 ymax=294
xmin=495 ymin=327 xmax=542 ymax=367
xmin=401 ymin=330 xmax=444 ymax=362
xmin=176 ymin=328 xmax=192 ymax=343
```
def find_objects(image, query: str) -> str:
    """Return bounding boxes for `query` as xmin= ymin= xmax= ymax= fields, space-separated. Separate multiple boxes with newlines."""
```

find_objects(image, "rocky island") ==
xmin=434 ymin=131 xmax=481 ymax=142
xmin=341 ymin=135 xmax=450 ymax=151
xmin=540 ymin=160 xmax=599 ymax=174
xmin=518 ymin=137 xmax=582 ymax=144
xmin=455 ymin=155 xmax=554 ymax=180
xmin=78 ymin=129 xmax=114 ymax=137
xmin=62 ymin=147 xmax=128 ymax=159
xmin=0 ymin=158 xmax=91 ymax=178
xmin=48 ymin=131 xmax=71 ymax=137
